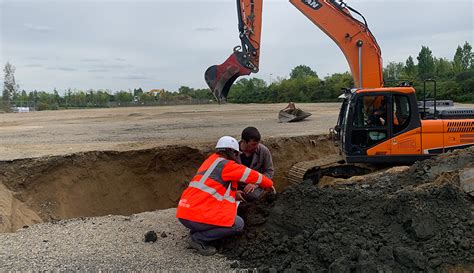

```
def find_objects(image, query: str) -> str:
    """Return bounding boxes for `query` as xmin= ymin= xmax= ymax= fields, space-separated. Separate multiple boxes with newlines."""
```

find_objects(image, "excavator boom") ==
xmin=205 ymin=0 xmax=384 ymax=103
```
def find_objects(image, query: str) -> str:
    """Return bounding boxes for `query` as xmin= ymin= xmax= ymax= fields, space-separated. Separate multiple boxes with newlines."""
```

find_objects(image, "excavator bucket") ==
xmin=205 ymin=52 xmax=252 ymax=103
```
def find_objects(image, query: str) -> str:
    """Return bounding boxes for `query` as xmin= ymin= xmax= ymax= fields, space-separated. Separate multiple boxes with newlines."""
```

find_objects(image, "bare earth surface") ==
xmin=0 ymin=103 xmax=340 ymax=161
xmin=1 ymin=103 xmax=473 ymax=271
xmin=0 ymin=103 xmax=339 ymax=270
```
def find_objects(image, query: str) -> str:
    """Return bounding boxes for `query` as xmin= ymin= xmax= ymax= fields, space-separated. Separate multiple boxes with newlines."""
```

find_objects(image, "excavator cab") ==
xmin=336 ymin=88 xmax=424 ymax=164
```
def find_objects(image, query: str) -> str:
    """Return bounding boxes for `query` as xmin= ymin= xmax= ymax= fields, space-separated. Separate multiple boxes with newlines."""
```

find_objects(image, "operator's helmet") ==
xmin=216 ymin=136 xmax=240 ymax=153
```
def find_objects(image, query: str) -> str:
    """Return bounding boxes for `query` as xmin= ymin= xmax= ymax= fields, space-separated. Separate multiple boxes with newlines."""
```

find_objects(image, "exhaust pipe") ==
xmin=204 ymin=51 xmax=253 ymax=103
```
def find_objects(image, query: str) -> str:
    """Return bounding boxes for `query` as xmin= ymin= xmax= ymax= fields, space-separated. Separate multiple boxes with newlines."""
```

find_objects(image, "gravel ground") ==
xmin=0 ymin=208 xmax=233 ymax=271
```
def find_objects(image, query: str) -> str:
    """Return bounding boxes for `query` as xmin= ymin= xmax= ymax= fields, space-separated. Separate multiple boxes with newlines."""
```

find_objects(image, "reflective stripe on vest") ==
xmin=188 ymin=157 xmax=236 ymax=203
xmin=239 ymin=167 xmax=263 ymax=186
xmin=239 ymin=167 xmax=251 ymax=182
xmin=255 ymin=173 xmax=263 ymax=186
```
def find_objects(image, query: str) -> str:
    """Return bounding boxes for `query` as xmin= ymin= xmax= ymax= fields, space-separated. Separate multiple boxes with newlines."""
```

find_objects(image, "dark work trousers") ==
xmin=178 ymin=216 xmax=244 ymax=242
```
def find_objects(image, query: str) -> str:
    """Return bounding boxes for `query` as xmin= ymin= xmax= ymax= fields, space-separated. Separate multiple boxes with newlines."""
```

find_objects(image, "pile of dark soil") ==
xmin=224 ymin=148 xmax=474 ymax=272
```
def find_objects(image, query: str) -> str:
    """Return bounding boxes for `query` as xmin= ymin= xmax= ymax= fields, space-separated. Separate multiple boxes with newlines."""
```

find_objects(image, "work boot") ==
xmin=188 ymin=237 xmax=217 ymax=256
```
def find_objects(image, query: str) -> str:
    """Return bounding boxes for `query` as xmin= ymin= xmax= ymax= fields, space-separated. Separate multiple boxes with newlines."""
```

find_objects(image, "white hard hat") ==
xmin=216 ymin=136 xmax=240 ymax=153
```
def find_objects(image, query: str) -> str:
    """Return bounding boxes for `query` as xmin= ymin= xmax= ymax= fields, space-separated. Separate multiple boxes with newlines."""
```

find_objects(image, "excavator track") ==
xmin=288 ymin=154 xmax=376 ymax=185
xmin=288 ymin=155 xmax=345 ymax=185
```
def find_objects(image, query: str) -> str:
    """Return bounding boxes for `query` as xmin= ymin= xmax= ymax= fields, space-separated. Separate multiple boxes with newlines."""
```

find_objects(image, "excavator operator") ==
xmin=369 ymin=99 xmax=387 ymax=126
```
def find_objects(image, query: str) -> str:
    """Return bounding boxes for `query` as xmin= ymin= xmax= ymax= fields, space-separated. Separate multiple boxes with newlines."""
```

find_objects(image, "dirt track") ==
xmin=0 ymin=103 xmax=339 ymax=160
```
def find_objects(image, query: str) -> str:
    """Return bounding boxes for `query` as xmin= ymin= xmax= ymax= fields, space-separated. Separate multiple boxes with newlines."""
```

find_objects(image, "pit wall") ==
xmin=0 ymin=135 xmax=338 ymax=232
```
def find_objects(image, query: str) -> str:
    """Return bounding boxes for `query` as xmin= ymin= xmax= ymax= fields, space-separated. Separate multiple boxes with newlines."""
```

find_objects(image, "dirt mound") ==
xmin=224 ymin=148 xmax=474 ymax=271
xmin=0 ymin=135 xmax=337 ymax=232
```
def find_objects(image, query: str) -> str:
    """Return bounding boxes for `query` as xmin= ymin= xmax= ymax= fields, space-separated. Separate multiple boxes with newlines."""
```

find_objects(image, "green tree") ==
xmin=290 ymin=65 xmax=318 ymax=79
xmin=323 ymin=72 xmax=353 ymax=99
xmin=2 ymin=62 xmax=17 ymax=111
xmin=383 ymin=62 xmax=405 ymax=82
xmin=455 ymin=69 xmax=474 ymax=101
xmin=16 ymin=90 xmax=29 ymax=107
xmin=417 ymin=46 xmax=435 ymax=80
xmin=453 ymin=45 xmax=463 ymax=73
xmin=434 ymin=57 xmax=453 ymax=79
xmin=178 ymin=86 xmax=193 ymax=96
xmin=228 ymin=78 xmax=267 ymax=103
xmin=461 ymin=42 xmax=473 ymax=70
xmin=115 ymin=91 xmax=133 ymax=103
xmin=404 ymin=56 xmax=417 ymax=79
xmin=133 ymin=88 xmax=144 ymax=97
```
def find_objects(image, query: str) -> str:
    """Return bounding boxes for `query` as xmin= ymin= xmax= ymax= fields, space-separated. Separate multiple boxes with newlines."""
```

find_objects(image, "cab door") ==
xmin=349 ymin=93 xmax=391 ymax=155
xmin=388 ymin=93 xmax=422 ymax=155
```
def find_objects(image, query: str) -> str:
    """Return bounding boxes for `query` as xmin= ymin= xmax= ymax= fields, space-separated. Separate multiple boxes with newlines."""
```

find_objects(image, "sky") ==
xmin=0 ymin=0 xmax=472 ymax=94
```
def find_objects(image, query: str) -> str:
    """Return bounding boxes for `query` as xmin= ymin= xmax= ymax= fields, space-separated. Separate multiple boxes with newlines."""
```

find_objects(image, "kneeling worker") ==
xmin=176 ymin=136 xmax=274 ymax=256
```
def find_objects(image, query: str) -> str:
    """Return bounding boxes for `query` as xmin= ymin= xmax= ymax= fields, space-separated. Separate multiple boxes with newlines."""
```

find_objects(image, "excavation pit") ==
xmin=0 ymin=135 xmax=338 ymax=232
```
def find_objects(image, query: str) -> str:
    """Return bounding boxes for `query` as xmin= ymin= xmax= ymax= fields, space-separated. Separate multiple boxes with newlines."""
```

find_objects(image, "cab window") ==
xmin=351 ymin=95 xmax=388 ymax=149
xmin=353 ymin=95 xmax=387 ymax=128
xmin=393 ymin=95 xmax=411 ymax=134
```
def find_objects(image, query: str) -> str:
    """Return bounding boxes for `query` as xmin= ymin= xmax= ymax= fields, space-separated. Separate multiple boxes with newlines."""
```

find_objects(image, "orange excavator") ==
xmin=205 ymin=0 xmax=474 ymax=183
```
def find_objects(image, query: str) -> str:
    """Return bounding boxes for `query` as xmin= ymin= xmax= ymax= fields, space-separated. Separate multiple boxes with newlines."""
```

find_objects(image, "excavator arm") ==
xmin=204 ymin=0 xmax=263 ymax=103
xmin=205 ymin=0 xmax=384 ymax=103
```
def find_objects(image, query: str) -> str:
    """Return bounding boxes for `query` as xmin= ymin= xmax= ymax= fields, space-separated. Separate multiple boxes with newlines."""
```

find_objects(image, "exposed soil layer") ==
xmin=0 ymin=135 xmax=337 ymax=232
xmin=224 ymin=147 xmax=474 ymax=272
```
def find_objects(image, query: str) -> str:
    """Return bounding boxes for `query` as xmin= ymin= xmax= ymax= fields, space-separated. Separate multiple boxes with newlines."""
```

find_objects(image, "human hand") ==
xmin=236 ymin=190 xmax=247 ymax=202
xmin=267 ymin=186 xmax=276 ymax=194
xmin=243 ymin=183 xmax=258 ymax=194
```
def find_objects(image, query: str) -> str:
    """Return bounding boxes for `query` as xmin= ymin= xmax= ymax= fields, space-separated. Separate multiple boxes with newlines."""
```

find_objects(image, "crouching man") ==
xmin=176 ymin=136 xmax=273 ymax=256
xmin=237 ymin=126 xmax=274 ymax=202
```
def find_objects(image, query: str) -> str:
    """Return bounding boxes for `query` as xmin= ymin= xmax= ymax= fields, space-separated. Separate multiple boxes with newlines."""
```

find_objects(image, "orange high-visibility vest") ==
xmin=176 ymin=153 xmax=273 ymax=227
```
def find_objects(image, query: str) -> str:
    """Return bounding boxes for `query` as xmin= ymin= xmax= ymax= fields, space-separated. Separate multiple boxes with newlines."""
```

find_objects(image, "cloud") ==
xmin=114 ymin=58 xmax=126 ymax=62
xmin=47 ymin=67 xmax=76 ymax=71
xmin=89 ymin=63 xmax=131 ymax=69
xmin=88 ymin=69 xmax=108 ymax=73
xmin=193 ymin=27 xmax=219 ymax=32
xmin=23 ymin=23 xmax=53 ymax=32
xmin=80 ymin=58 xmax=105 ymax=62
xmin=115 ymin=75 xmax=150 ymax=80
xmin=24 ymin=64 xmax=43 ymax=67
xmin=26 ymin=57 xmax=48 ymax=61
xmin=57 ymin=67 xmax=76 ymax=71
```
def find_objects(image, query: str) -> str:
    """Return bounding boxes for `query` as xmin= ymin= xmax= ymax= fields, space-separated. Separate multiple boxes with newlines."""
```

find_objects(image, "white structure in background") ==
xmin=11 ymin=107 xmax=30 ymax=113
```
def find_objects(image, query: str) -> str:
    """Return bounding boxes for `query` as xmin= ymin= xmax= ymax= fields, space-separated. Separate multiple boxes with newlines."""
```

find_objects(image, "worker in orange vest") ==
xmin=176 ymin=136 xmax=274 ymax=256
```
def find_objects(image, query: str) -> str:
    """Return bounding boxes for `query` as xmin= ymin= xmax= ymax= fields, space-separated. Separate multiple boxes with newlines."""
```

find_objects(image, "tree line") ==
xmin=227 ymin=42 xmax=473 ymax=103
xmin=2 ymin=42 xmax=473 ymax=112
